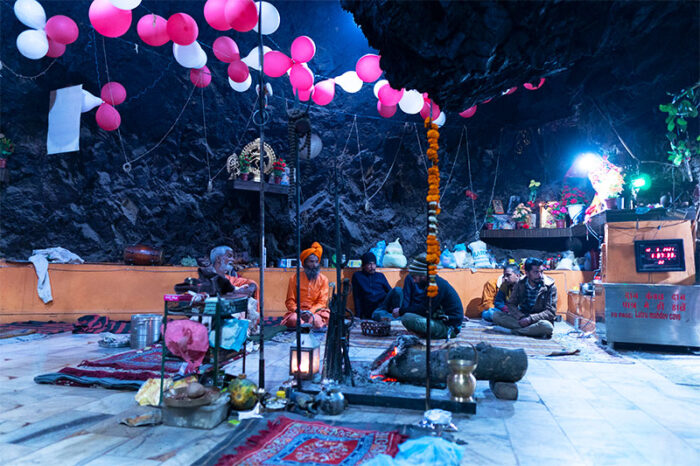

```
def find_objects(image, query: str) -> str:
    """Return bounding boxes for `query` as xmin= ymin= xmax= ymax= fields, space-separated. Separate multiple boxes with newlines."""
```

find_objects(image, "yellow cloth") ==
xmin=479 ymin=277 xmax=499 ymax=312
xmin=300 ymin=242 xmax=323 ymax=264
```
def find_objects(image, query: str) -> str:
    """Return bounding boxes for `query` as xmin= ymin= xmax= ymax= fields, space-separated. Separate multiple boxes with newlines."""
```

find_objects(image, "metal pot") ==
xmin=130 ymin=314 xmax=162 ymax=349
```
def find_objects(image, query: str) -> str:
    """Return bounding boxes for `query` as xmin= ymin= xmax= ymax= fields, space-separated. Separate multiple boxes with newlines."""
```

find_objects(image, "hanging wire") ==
xmin=354 ymin=117 xmax=371 ymax=211
xmin=201 ymin=86 xmax=212 ymax=189
xmin=464 ymin=126 xmax=479 ymax=234
xmin=100 ymin=37 xmax=131 ymax=171
xmin=91 ymin=29 xmax=102 ymax=89
xmin=414 ymin=123 xmax=430 ymax=174
xmin=0 ymin=59 xmax=57 ymax=79
xmin=363 ymin=123 xmax=408 ymax=208
xmin=439 ymin=125 xmax=464 ymax=203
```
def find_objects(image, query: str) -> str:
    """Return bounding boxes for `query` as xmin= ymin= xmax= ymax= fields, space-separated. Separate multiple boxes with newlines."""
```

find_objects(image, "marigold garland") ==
xmin=425 ymin=117 xmax=440 ymax=298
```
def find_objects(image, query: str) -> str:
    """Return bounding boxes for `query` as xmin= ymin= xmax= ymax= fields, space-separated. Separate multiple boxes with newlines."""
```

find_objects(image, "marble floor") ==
xmin=0 ymin=330 xmax=698 ymax=465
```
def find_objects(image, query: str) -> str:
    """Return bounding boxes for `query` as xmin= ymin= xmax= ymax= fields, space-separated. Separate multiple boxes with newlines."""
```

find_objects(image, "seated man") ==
xmin=206 ymin=245 xmax=259 ymax=332
xmin=282 ymin=242 xmax=330 ymax=329
xmin=492 ymin=257 xmax=556 ymax=339
xmin=351 ymin=252 xmax=401 ymax=321
xmin=480 ymin=264 xmax=521 ymax=322
xmin=399 ymin=254 xmax=464 ymax=339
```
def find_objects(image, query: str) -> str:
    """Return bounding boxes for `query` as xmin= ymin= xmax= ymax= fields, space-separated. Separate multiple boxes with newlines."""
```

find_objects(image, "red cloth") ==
xmin=164 ymin=320 xmax=209 ymax=372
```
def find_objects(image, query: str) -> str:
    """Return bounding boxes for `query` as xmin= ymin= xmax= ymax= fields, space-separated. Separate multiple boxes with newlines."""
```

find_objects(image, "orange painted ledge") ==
xmin=0 ymin=261 xmax=592 ymax=323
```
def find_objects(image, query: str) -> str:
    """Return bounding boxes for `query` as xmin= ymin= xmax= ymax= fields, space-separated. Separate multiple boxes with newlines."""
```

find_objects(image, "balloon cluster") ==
xmin=263 ymin=36 xmax=316 ymax=98
xmin=14 ymin=0 xmax=79 ymax=60
xmin=95 ymin=82 xmax=126 ymax=131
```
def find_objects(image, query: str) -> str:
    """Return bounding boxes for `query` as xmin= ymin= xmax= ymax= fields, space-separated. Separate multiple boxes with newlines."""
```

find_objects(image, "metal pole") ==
xmin=257 ymin=4 xmax=266 ymax=389
xmin=295 ymin=119 xmax=303 ymax=390
xmin=426 ymin=208 xmax=432 ymax=410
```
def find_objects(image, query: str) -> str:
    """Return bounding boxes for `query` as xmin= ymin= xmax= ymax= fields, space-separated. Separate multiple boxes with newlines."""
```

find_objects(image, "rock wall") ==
xmin=0 ymin=1 xmax=696 ymax=264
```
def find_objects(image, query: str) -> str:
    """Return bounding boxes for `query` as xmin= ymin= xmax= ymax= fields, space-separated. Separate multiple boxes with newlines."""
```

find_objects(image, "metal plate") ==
xmin=604 ymin=283 xmax=700 ymax=347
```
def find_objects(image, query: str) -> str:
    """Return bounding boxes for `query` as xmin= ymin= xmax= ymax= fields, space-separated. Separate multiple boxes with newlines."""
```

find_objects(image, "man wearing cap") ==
xmin=399 ymin=254 xmax=464 ymax=339
xmin=492 ymin=257 xmax=556 ymax=338
xmin=282 ymin=242 xmax=330 ymax=329
xmin=351 ymin=252 xmax=400 ymax=321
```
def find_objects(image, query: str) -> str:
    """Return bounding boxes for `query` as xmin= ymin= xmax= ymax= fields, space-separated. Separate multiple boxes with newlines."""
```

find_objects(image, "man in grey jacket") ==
xmin=492 ymin=257 xmax=556 ymax=338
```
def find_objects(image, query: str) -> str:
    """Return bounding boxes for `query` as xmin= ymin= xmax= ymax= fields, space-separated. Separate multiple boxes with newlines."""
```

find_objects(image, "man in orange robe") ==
xmin=282 ymin=242 xmax=330 ymax=329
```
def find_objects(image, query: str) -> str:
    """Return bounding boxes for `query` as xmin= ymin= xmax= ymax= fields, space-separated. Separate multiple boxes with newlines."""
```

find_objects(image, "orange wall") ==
xmin=0 ymin=261 xmax=591 ymax=323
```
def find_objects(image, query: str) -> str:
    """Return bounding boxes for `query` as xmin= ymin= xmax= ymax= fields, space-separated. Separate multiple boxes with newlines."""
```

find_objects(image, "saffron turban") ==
xmin=300 ymin=242 xmax=323 ymax=263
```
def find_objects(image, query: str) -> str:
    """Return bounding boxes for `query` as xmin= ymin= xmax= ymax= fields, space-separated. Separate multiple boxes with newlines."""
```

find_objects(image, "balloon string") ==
xmin=439 ymin=125 xmax=464 ymax=203
xmin=91 ymin=29 xmax=102 ymax=89
xmin=201 ymin=86 xmax=212 ymax=183
xmin=101 ymin=37 xmax=129 ymax=165
xmin=0 ymin=59 xmax=57 ymax=80
xmin=414 ymin=123 xmax=430 ymax=174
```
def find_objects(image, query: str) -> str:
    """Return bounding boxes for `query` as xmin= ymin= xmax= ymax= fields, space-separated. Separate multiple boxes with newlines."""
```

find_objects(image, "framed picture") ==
xmin=492 ymin=199 xmax=504 ymax=214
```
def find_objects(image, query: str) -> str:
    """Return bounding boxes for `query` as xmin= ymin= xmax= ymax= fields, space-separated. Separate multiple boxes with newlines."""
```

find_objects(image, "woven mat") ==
xmin=350 ymin=320 xmax=630 ymax=363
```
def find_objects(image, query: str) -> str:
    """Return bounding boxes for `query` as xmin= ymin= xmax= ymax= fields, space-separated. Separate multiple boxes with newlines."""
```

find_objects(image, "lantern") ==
xmin=289 ymin=325 xmax=320 ymax=380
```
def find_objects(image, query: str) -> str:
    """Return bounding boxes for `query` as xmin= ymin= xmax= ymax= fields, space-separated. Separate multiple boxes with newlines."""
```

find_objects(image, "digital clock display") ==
xmin=634 ymin=239 xmax=685 ymax=273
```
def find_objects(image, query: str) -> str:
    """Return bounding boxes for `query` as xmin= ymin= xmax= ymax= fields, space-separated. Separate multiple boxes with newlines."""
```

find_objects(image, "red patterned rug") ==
xmin=215 ymin=416 xmax=406 ymax=466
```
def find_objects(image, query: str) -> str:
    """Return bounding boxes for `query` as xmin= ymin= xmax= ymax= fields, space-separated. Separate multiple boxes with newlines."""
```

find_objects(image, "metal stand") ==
xmin=256 ymin=11 xmax=267 ymax=389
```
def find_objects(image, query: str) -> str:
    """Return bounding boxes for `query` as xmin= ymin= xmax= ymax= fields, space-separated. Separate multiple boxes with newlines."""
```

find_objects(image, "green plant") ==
xmin=485 ymin=206 xmax=496 ymax=223
xmin=0 ymin=134 xmax=14 ymax=158
xmin=659 ymin=83 xmax=700 ymax=166
xmin=547 ymin=201 xmax=567 ymax=220
xmin=238 ymin=152 xmax=253 ymax=173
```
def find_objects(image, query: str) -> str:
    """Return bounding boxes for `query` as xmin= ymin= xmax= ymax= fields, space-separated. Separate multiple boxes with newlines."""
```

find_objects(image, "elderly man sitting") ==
xmin=203 ymin=245 xmax=259 ymax=332
xmin=282 ymin=242 xmax=330 ymax=329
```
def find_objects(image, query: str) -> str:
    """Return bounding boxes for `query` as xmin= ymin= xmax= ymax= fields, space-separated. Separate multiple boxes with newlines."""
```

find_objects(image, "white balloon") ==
xmin=229 ymin=74 xmax=252 ymax=92
xmin=398 ymin=89 xmax=423 ymax=114
xmin=256 ymin=82 xmax=273 ymax=97
xmin=373 ymin=79 xmax=388 ymax=99
xmin=252 ymin=1 xmax=280 ymax=35
xmin=241 ymin=45 xmax=272 ymax=71
xmin=109 ymin=0 xmax=141 ymax=10
xmin=16 ymin=29 xmax=48 ymax=60
xmin=434 ymin=111 xmax=446 ymax=127
xmin=81 ymin=89 xmax=103 ymax=113
xmin=14 ymin=0 xmax=46 ymax=29
xmin=334 ymin=71 xmax=363 ymax=93
xmin=173 ymin=42 xmax=207 ymax=69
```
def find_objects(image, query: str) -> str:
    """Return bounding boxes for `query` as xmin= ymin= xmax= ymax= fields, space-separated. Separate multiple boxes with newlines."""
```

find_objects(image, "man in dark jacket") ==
xmin=400 ymin=254 xmax=464 ymax=339
xmin=493 ymin=257 xmax=556 ymax=338
xmin=351 ymin=252 xmax=399 ymax=320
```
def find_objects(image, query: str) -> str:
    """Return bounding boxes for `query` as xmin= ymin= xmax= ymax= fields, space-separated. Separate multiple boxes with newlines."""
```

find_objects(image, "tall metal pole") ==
xmin=257 ymin=5 xmax=266 ymax=389
xmin=426 ymin=207 xmax=432 ymax=410
xmin=295 ymin=123 xmax=302 ymax=390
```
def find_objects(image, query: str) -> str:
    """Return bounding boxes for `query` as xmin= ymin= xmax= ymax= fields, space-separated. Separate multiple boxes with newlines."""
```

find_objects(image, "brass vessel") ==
xmin=447 ymin=344 xmax=478 ymax=403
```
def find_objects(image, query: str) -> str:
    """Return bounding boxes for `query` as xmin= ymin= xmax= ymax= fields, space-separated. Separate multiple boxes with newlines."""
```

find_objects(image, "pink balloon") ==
xmin=137 ymin=14 xmax=169 ymax=46
xmin=459 ymin=105 xmax=477 ymax=118
xmin=204 ymin=0 xmax=231 ymax=31
xmin=482 ymin=98 xmax=492 ymax=104
xmin=524 ymin=78 xmax=546 ymax=90
xmin=377 ymin=101 xmax=397 ymax=118
xmin=213 ymin=36 xmax=239 ymax=63
xmin=294 ymin=86 xmax=313 ymax=101
xmin=96 ymin=103 xmax=121 ymax=131
xmin=312 ymin=79 xmax=335 ymax=106
xmin=377 ymin=84 xmax=404 ymax=106
xmin=291 ymin=36 xmax=315 ymax=63
xmin=89 ymin=0 xmax=132 ymax=38
xmin=101 ymin=82 xmax=126 ymax=106
xmin=45 ymin=15 xmax=79 ymax=45
xmin=190 ymin=66 xmax=212 ymax=88
xmin=263 ymin=51 xmax=292 ymax=77
xmin=503 ymin=87 xmax=517 ymax=95
xmin=46 ymin=38 xmax=66 ymax=58
xmin=227 ymin=60 xmax=249 ymax=83
xmin=289 ymin=63 xmax=314 ymax=92
xmin=420 ymin=101 xmax=440 ymax=120
xmin=356 ymin=54 xmax=382 ymax=83
xmin=225 ymin=0 xmax=258 ymax=32
xmin=167 ymin=13 xmax=198 ymax=46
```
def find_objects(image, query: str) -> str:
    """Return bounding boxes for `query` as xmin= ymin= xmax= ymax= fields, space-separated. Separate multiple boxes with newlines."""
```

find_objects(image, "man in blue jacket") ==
xmin=400 ymin=254 xmax=464 ymax=339
xmin=351 ymin=252 xmax=401 ymax=320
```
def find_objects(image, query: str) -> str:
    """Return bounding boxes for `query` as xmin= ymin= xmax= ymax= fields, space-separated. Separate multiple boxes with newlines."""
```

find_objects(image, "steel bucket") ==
xmin=130 ymin=314 xmax=162 ymax=349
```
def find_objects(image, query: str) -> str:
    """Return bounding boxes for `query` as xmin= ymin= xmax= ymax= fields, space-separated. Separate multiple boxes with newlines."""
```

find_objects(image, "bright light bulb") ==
xmin=574 ymin=152 xmax=603 ymax=173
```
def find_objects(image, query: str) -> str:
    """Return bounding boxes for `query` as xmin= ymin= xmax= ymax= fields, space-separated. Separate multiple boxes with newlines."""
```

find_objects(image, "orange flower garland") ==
xmin=425 ymin=117 xmax=440 ymax=298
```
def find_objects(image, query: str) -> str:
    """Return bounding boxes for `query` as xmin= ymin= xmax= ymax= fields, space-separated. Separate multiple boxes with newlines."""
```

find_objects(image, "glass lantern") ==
xmin=289 ymin=326 xmax=320 ymax=380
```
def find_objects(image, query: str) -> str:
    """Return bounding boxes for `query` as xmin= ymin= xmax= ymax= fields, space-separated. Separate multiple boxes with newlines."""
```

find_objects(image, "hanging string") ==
xmin=0 ymin=59 xmax=57 ymax=80
xmin=210 ymin=94 xmax=260 ymax=182
xmin=477 ymin=131 xmax=502 ymax=235
xmin=439 ymin=126 xmax=464 ymax=203
xmin=354 ymin=117 xmax=371 ymax=211
xmin=91 ymin=29 xmax=102 ymax=89
xmin=201 ymin=86 xmax=212 ymax=190
xmin=100 ymin=37 xmax=131 ymax=171
xmin=363 ymin=123 xmax=407 ymax=208
xmin=337 ymin=115 xmax=358 ymax=167
xmin=464 ymin=126 xmax=478 ymax=234
xmin=414 ymin=123 xmax=430 ymax=174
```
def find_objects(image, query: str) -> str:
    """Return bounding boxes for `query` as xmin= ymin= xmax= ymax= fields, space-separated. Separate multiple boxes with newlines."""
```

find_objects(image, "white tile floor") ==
xmin=0 ymin=330 xmax=698 ymax=465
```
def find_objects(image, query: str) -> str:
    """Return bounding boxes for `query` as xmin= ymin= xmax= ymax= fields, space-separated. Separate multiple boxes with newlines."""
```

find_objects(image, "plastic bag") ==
xmin=440 ymin=249 xmax=457 ymax=269
xmin=369 ymin=240 xmax=387 ymax=267
xmin=362 ymin=436 xmax=463 ymax=466
xmin=468 ymin=240 xmax=491 ymax=268
xmin=555 ymin=250 xmax=580 ymax=270
xmin=210 ymin=318 xmax=250 ymax=351
xmin=382 ymin=238 xmax=407 ymax=268
xmin=452 ymin=243 xmax=468 ymax=268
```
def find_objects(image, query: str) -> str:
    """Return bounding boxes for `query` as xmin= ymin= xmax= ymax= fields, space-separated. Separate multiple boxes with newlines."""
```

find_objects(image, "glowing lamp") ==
xmin=289 ymin=325 xmax=320 ymax=380
xmin=631 ymin=174 xmax=651 ymax=190
xmin=573 ymin=152 xmax=603 ymax=174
